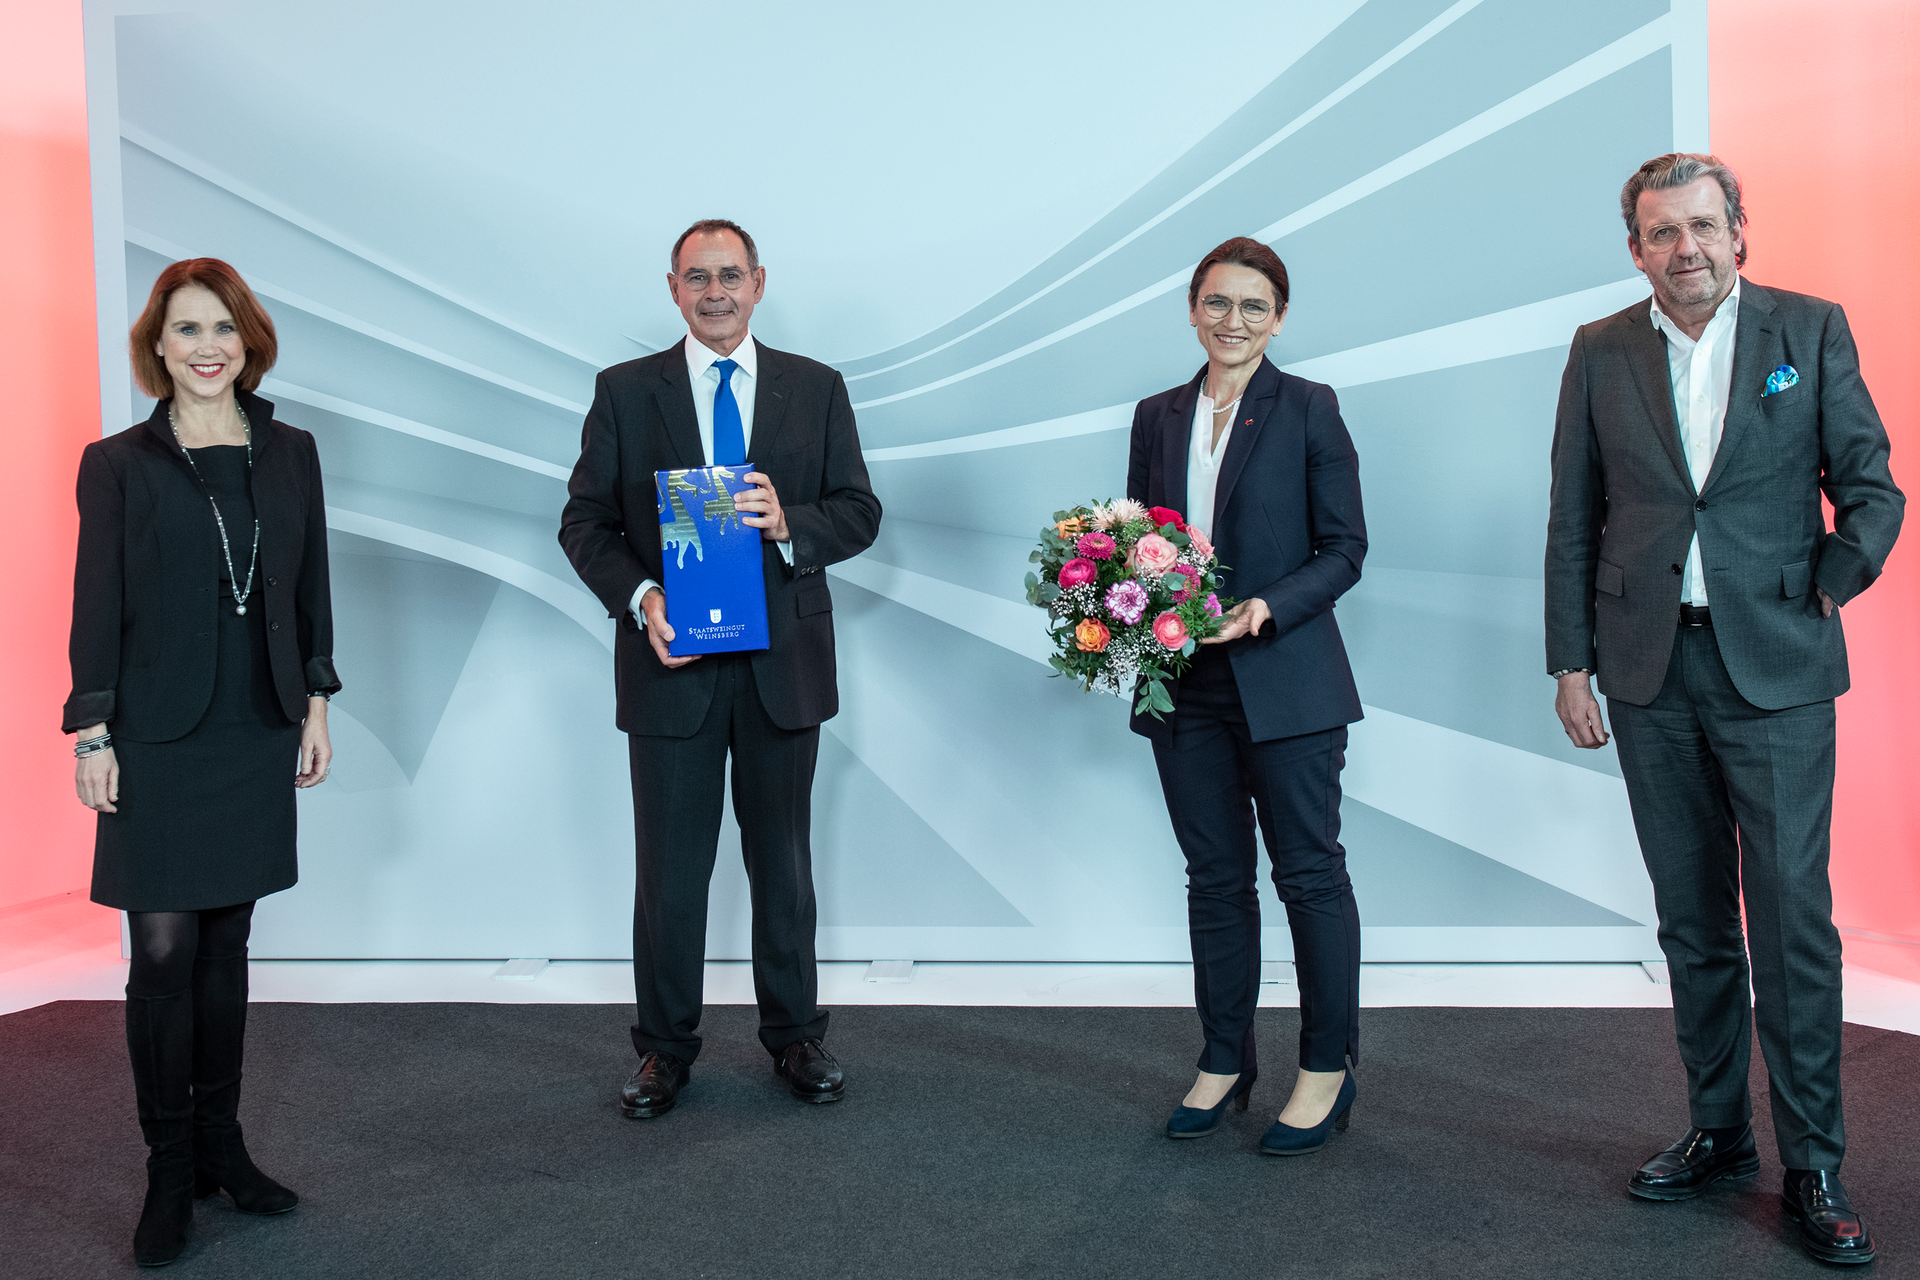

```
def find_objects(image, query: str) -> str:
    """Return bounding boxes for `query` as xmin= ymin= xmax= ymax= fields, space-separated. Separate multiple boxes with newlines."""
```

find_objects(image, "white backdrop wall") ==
xmin=83 ymin=0 xmax=1705 ymax=961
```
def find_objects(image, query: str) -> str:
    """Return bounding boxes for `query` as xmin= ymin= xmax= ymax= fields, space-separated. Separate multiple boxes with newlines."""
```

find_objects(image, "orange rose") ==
xmin=1074 ymin=618 xmax=1112 ymax=652
xmin=1055 ymin=517 xmax=1087 ymax=540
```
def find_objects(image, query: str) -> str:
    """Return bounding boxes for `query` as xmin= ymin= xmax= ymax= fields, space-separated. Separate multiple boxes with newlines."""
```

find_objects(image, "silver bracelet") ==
xmin=74 ymin=733 xmax=113 ymax=758
xmin=1549 ymin=667 xmax=1591 ymax=679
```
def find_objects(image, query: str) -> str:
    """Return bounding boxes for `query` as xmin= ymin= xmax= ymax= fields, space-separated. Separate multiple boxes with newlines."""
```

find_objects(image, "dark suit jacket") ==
xmin=63 ymin=390 xmax=341 ymax=739
xmin=1545 ymin=279 xmax=1904 ymax=708
xmin=1127 ymin=356 xmax=1367 ymax=743
xmin=559 ymin=339 xmax=881 ymax=736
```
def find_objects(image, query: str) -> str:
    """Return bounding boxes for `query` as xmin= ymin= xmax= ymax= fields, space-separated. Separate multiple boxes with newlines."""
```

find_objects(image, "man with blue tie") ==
xmin=560 ymin=219 xmax=882 ymax=1118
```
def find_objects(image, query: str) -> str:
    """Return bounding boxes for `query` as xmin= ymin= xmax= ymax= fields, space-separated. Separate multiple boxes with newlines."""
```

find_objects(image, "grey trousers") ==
xmin=1609 ymin=625 xmax=1844 ymax=1170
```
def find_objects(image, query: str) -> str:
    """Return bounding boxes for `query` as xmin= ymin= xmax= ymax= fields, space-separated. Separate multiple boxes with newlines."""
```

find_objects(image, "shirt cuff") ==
xmin=630 ymin=579 xmax=660 ymax=628
xmin=777 ymin=541 xmax=795 ymax=566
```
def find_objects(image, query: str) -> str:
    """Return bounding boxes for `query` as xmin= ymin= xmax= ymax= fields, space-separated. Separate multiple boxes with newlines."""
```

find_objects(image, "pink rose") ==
xmin=1057 ymin=557 xmax=1097 ymax=588
xmin=1152 ymin=610 xmax=1189 ymax=650
xmin=1131 ymin=533 xmax=1179 ymax=577
xmin=1075 ymin=531 xmax=1117 ymax=560
xmin=1186 ymin=527 xmax=1214 ymax=560
xmin=1168 ymin=563 xmax=1201 ymax=602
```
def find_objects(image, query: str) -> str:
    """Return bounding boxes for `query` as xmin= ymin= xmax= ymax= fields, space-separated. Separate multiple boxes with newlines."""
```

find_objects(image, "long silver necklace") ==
xmin=169 ymin=402 xmax=260 ymax=617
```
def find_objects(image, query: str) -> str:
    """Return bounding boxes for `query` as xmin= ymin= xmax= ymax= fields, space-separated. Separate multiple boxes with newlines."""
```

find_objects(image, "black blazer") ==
xmin=1127 ymin=356 xmax=1367 ymax=743
xmin=559 ymin=340 xmax=882 ymax=736
xmin=63 ymin=390 xmax=341 ymax=740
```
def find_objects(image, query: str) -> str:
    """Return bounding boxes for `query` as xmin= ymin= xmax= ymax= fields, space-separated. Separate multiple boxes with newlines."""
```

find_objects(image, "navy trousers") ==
xmin=1152 ymin=645 xmax=1361 ymax=1075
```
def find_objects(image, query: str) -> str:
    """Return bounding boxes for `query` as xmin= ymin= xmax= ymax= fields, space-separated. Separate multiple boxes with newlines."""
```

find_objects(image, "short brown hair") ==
xmin=1188 ymin=236 xmax=1290 ymax=311
xmin=128 ymin=258 xmax=278 ymax=399
xmin=671 ymin=219 xmax=760 ymax=273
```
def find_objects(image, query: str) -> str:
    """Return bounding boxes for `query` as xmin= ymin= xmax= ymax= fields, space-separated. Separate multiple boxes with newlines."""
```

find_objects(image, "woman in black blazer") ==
xmin=65 ymin=258 xmax=339 ymax=1266
xmin=1129 ymin=238 xmax=1368 ymax=1155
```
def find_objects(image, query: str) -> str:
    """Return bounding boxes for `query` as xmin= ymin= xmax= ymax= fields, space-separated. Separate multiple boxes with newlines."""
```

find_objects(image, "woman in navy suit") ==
xmin=1128 ymin=237 xmax=1368 ymax=1154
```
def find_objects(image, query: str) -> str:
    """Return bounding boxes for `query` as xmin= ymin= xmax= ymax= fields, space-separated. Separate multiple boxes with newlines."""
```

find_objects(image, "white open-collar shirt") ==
xmin=1648 ymin=276 xmax=1740 ymax=607
xmin=1186 ymin=378 xmax=1246 ymax=539
xmin=630 ymin=331 xmax=791 ymax=619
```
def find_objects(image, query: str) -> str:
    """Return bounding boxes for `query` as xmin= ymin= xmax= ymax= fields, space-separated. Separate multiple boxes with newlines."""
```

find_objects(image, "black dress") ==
xmin=91 ymin=444 xmax=302 ymax=912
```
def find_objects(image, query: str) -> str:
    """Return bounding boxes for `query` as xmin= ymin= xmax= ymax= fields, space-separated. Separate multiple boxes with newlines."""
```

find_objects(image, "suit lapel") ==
xmin=1212 ymin=357 xmax=1280 ymax=529
xmin=655 ymin=340 xmax=706 ymax=469
xmin=745 ymin=340 xmax=792 ymax=462
xmin=1702 ymin=279 xmax=1775 ymax=496
xmin=1161 ymin=369 xmax=1202 ymax=513
xmin=1622 ymin=301 xmax=1693 ymax=493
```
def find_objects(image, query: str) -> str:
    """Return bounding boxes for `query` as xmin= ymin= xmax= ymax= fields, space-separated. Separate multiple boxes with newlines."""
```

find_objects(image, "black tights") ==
xmin=126 ymin=903 xmax=255 ymax=997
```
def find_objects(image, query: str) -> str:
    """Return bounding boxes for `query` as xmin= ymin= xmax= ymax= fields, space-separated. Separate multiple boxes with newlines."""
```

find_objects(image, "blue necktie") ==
xmin=711 ymin=358 xmax=745 ymax=465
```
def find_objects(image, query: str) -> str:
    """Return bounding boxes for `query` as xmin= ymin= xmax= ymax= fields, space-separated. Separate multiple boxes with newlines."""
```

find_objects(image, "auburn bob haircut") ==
xmin=128 ymin=258 xmax=278 ymax=400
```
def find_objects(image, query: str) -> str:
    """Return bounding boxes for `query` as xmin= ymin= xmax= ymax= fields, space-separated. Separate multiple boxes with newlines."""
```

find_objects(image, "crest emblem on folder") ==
xmin=710 ymin=609 xmax=723 ymax=623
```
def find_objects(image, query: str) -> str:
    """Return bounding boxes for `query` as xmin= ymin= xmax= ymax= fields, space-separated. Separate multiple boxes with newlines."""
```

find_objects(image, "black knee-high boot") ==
xmin=127 ymin=990 xmax=196 ymax=1267
xmin=190 ymin=951 xmax=297 ymax=1214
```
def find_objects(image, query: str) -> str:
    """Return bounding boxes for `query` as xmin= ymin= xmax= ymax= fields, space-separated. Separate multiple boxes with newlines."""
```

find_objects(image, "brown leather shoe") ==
xmin=1783 ymin=1169 xmax=1876 ymax=1265
xmin=774 ymin=1038 xmax=844 ymax=1103
xmin=1627 ymin=1125 xmax=1759 ymax=1200
xmin=620 ymin=1050 xmax=690 ymax=1119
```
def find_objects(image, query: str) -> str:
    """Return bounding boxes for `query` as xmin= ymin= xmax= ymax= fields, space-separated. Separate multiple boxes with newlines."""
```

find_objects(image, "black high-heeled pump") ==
xmin=1166 ymin=1070 xmax=1257 ymax=1139
xmin=1259 ymin=1071 xmax=1355 ymax=1156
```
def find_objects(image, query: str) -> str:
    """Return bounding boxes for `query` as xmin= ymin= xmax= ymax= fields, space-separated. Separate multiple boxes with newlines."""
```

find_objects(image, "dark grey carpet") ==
xmin=2 ymin=1001 xmax=1914 ymax=1278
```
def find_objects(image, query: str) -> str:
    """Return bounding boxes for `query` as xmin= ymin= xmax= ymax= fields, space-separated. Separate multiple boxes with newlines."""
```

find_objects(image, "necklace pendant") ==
xmin=234 ymin=604 xmax=247 ymax=617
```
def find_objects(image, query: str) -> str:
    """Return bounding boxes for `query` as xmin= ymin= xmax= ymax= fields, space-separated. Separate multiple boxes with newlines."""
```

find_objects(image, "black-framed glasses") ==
xmin=680 ymin=266 xmax=751 ymax=290
xmin=1641 ymin=218 xmax=1730 ymax=249
xmin=1199 ymin=295 xmax=1274 ymax=323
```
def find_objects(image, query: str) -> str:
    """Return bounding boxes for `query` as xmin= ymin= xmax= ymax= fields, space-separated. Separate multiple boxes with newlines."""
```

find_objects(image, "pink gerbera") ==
xmin=1075 ymin=531 xmax=1118 ymax=560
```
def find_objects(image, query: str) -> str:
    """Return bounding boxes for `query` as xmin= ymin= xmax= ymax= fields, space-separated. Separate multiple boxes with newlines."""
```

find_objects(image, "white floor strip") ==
xmin=7 ymin=948 xmax=1918 ymax=1034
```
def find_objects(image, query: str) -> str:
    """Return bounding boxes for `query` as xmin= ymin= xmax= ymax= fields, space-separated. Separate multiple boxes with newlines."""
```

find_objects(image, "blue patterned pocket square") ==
xmin=1764 ymin=364 xmax=1799 ymax=396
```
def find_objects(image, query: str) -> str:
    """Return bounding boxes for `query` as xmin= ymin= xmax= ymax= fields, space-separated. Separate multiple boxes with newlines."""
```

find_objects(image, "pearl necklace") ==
xmin=169 ymin=402 xmax=260 ymax=617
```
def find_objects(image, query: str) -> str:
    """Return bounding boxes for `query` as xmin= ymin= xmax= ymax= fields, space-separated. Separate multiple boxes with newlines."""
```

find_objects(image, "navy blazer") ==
xmin=1127 ymin=356 xmax=1366 ymax=742
xmin=558 ymin=340 xmax=881 ymax=736
xmin=63 ymin=390 xmax=341 ymax=739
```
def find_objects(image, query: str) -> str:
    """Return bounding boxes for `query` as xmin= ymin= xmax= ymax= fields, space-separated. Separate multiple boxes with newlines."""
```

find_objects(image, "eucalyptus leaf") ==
xmin=1038 ymin=584 xmax=1061 ymax=603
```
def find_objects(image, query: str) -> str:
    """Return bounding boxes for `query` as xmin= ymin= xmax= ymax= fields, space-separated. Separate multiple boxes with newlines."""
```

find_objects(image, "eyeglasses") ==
xmin=680 ymin=267 xmax=751 ymax=290
xmin=1640 ymin=218 xmax=1730 ymax=250
xmin=1198 ymin=295 xmax=1275 ymax=323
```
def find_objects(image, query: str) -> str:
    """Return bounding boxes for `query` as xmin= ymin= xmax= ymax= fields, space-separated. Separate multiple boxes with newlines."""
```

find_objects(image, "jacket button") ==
xmin=267 ymin=577 xmax=277 ymax=586
xmin=1694 ymin=499 xmax=1707 ymax=511
xmin=1670 ymin=564 xmax=1682 ymax=574
xmin=270 ymin=622 xmax=280 ymax=631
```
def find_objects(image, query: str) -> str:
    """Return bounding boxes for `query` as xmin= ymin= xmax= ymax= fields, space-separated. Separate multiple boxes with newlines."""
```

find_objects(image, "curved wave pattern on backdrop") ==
xmin=107 ymin=0 xmax=1685 ymax=960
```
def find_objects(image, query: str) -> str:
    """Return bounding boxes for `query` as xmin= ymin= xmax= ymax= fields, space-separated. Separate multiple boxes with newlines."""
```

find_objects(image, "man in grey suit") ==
xmin=1546 ymin=153 xmax=1902 ymax=1266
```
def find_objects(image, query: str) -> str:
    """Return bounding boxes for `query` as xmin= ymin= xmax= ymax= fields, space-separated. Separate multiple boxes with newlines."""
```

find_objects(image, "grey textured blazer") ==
xmin=1545 ymin=279 xmax=1903 ymax=709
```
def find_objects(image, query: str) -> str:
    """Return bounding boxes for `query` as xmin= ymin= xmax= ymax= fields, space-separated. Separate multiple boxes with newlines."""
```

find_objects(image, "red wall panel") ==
xmin=0 ymin=0 xmax=102 ymax=926
xmin=1712 ymin=1 xmax=1920 ymax=980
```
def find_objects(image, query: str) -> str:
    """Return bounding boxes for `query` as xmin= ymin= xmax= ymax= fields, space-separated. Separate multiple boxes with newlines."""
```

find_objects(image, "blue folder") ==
xmin=655 ymin=464 xmax=771 ymax=656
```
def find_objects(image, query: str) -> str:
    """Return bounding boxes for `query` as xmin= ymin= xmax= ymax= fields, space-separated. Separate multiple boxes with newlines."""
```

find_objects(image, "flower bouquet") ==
xmin=1025 ymin=499 xmax=1233 ymax=718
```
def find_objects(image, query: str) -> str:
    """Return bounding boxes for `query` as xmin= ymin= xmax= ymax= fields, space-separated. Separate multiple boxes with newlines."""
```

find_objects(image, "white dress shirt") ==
xmin=631 ymin=332 xmax=792 ymax=619
xmin=1186 ymin=382 xmax=1241 ymax=539
xmin=1648 ymin=277 xmax=1740 ymax=607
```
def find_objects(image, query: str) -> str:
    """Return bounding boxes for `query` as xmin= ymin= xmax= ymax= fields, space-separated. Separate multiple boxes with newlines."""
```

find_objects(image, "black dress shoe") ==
xmin=1627 ymin=1125 xmax=1760 ymax=1200
xmin=1783 ymin=1169 xmax=1876 ymax=1265
xmin=620 ymin=1050 xmax=690 ymax=1119
xmin=774 ymin=1038 xmax=844 ymax=1103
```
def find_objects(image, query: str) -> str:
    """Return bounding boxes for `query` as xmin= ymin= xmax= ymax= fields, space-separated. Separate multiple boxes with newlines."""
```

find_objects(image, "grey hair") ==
xmin=1620 ymin=153 xmax=1748 ymax=267
xmin=671 ymin=218 xmax=760 ymax=273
